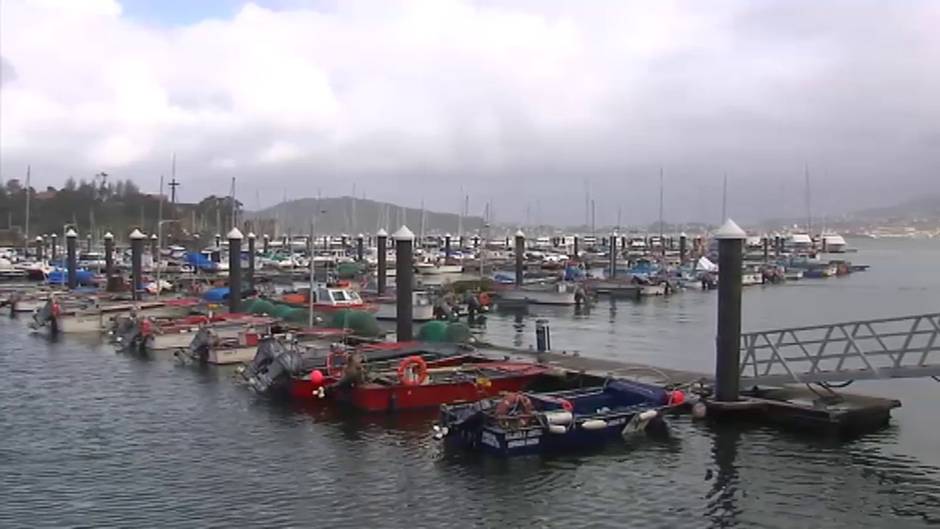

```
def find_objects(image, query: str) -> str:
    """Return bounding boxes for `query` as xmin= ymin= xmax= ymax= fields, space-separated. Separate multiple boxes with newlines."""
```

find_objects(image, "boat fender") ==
xmin=547 ymin=424 xmax=567 ymax=435
xmin=580 ymin=419 xmax=608 ymax=431
xmin=397 ymin=355 xmax=429 ymax=386
xmin=638 ymin=410 xmax=658 ymax=422
xmin=543 ymin=411 xmax=573 ymax=425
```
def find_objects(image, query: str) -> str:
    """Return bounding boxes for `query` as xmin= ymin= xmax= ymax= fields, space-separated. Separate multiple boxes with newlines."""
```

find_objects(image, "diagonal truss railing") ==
xmin=739 ymin=313 xmax=940 ymax=385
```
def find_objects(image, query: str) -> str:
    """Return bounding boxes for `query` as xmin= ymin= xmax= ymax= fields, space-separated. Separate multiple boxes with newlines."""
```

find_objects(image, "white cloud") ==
xmin=1 ymin=0 xmax=938 ymax=223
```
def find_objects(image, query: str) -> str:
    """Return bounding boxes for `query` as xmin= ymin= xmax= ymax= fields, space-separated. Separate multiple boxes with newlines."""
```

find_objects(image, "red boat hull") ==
xmin=341 ymin=365 xmax=548 ymax=412
xmin=287 ymin=354 xmax=484 ymax=401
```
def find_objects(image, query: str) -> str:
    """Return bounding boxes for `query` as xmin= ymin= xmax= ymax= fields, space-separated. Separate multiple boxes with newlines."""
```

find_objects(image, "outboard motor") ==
xmin=114 ymin=317 xmax=154 ymax=354
xmin=29 ymin=298 xmax=60 ymax=335
xmin=240 ymin=336 xmax=306 ymax=393
xmin=175 ymin=327 xmax=214 ymax=364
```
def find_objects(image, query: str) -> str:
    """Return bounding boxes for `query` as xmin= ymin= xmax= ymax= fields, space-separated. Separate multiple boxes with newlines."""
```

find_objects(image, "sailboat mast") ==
xmin=24 ymin=165 xmax=30 ymax=255
xmin=804 ymin=163 xmax=813 ymax=235
xmin=229 ymin=177 xmax=237 ymax=229
xmin=659 ymin=167 xmax=664 ymax=241
xmin=721 ymin=172 xmax=728 ymax=222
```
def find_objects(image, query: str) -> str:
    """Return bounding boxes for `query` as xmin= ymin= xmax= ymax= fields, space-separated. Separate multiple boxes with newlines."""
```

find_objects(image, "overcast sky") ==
xmin=1 ymin=0 xmax=938 ymax=226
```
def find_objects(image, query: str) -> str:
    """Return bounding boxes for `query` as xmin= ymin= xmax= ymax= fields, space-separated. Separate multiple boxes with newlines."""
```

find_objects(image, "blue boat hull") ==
xmin=446 ymin=411 xmax=660 ymax=457
xmin=440 ymin=379 xmax=673 ymax=457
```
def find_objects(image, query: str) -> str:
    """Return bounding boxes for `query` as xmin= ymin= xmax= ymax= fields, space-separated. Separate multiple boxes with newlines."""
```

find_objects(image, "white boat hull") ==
xmin=207 ymin=346 xmax=257 ymax=365
xmin=500 ymin=288 xmax=576 ymax=306
xmin=741 ymin=273 xmax=763 ymax=286
xmin=374 ymin=302 xmax=435 ymax=322
xmin=638 ymin=284 xmax=668 ymax=296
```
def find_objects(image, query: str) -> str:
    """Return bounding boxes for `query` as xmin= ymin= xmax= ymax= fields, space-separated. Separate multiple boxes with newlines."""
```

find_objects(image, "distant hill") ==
xmin=852 ymin=193 xmax=940 ymax=221
xmin=247 ymin=196 xmax=485 ymax=235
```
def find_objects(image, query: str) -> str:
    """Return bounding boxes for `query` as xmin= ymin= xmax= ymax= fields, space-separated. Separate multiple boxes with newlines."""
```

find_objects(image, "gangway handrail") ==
xmin=739 ymin=312 xmax=940 ymax=385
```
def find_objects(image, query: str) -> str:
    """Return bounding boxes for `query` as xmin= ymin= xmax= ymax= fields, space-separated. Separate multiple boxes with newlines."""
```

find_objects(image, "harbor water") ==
xmin=1 ymin=238 xmax=938 ymax=528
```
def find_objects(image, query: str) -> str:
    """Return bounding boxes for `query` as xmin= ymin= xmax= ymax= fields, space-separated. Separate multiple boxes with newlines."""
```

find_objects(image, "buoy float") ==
xmin=544 ymin=410 xmax=573 ymax=425
xmin=309 ymin=369 xmax=325 ymax=385
xmin=668 ymin=390 xmax=686 ymax=406
xmin=580 ymin=419 xmax=608 ymax=430
xmin=547 ymin=424 xmax=567 ymax=434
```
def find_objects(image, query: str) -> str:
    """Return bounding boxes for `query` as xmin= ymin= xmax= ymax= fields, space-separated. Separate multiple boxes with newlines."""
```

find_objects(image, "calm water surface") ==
xmin=1 ymin=238 xmax=938 ymax=528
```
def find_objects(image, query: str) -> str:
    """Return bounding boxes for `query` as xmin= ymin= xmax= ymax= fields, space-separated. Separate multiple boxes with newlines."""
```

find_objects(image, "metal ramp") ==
xmin=739 ymin=313 xmax=940 ymax=385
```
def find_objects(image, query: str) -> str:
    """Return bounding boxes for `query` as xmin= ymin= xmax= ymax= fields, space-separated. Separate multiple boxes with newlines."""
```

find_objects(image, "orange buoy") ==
xmin=397 ymin=355 xmax=429 ymax=386
xmin=669 ymin=390 xmax=686 ymax=406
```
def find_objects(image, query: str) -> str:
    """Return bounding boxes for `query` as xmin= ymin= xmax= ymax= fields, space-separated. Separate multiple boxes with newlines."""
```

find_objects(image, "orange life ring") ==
xmin=479 ymin=292 xmax=491 ymax=306
xmin=326 ymin=349 xmax=349 ymax=378
xmin=397 ymin=355 xmax=428 ymax=386
xmin=494 ymin=393 xmax=534 ymax=417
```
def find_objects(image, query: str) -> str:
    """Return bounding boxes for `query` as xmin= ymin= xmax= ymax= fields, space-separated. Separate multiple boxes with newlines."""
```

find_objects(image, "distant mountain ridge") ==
xmin=852 ymin=193 xmax=940 ymax=221
xmin=248 ymin=196 xmax=485 ymax=235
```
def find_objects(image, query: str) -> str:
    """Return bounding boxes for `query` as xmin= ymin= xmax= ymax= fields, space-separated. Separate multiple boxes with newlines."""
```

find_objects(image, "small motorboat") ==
xmin=173 ymin=326 xmax=268 ymax=365
xmin=330 ymin=357 xmax=553 ymax=412
xmin=437 ymin=379 xmax=682 ymax=457
xmin=238 ymin=340 xmax=464 ymax=397
xmin=282 ymin=284 xmax=377 ymax=314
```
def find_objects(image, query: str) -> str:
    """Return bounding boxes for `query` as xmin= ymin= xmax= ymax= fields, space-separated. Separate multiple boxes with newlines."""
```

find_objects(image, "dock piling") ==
xmin=35 ymin=236 xmax=44 ymax=262
xmin=65 ymin=228 xmax=78 ymax=289
xmin=85 ymin=234 xmax=92 ymax=253
xmin=762 ymin=236 xmax=769 ymax=263
xmin=262 ymin=234 xmax=269 ymax=254
xmin=393 ymin=226 xmax=414 ymax=342
xmin=514 ymin=229 xmax=525 ymax=286
xmin=444 ymin=233 xmax=452 ymax=261
xmin=536 ymin=319 xmax=551 ymax=352
xmin=573 ymin=235 xmax=579 ymax=260
xmin=679 ymin=232 xmax=688 ymax=265
xmin=51 ymin=233 xmax=58 ymax=262
xmin=247 ymin=232 xmax=256 ymax=293
xmin=357 ymin=234 xmax=364 ymax=262
xmin=377 ymin=229 xmax=388 ymax=296
xmin=715 ymin=219 xmax=746 ymax=402
xmin=150 ymin=234 xmax=158 ymax=262
xmin=104 ymin=232 xmax=115 ymax=292
xmin=129 ymin=229 xmax=145 ymax=300
xmin=609 ymin=231 xmax=617 ymax=278
xmin=228 ymin=228 xmax=243 ymax=313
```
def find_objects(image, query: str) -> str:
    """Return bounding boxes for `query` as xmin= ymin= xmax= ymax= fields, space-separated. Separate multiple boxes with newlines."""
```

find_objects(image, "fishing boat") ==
xmin=174 ymin=326 xmax=267 ymax=365
xmin=330 ymin=357 xmax=552 ymax=412
xmin=437 ymin=379 xmax=680 ymax=457
xmin=819 ymin=232 xmax=847 ymax=253
xmin=282 ymin=284 xmax=376 ymax=314
xmin=0 ymin=258 xmax=28 ymax=280
xmin=416 ymin=261 xmax=463 ymax=275
xmin=741 ymin=267 xmax=764 ymax=286
xmin=498 ymin=281 xmax=581 ymax=306
xmin=240 ymin=340 xmax=464 ymax=397
xmin=373 ymin=291 xmax=435 ymax=321
xmin=113 ymin=313 xmax=275 ymax=351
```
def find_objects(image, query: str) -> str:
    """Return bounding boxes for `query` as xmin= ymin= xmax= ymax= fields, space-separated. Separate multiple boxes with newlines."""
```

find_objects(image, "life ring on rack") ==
xmin=494 ymin=392 xmax=534 ymax=417
xmin=397 ymin=356 xmax=428 ymax=386
xmin=326 ymin=348 xmax=349 ymax=378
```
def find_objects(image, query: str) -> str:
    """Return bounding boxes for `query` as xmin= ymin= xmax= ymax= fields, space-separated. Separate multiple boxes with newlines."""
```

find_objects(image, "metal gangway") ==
xmin=739 ymin=312 xmax=940 ymax=386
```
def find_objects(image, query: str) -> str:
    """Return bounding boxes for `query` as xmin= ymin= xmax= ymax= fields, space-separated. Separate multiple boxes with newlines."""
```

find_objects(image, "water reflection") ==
xmin=705 ymin=424 xmax=742 ymax=528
